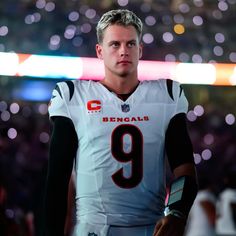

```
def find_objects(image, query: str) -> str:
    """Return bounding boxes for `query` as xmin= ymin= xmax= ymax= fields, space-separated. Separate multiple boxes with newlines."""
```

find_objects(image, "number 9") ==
xmin=111 ymin=124 xmax=143 ymax=188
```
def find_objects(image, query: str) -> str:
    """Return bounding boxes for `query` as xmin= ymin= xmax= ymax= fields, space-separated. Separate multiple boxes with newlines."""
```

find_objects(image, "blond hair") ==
xmin=96 ymin=9 xmax=143 ymax=43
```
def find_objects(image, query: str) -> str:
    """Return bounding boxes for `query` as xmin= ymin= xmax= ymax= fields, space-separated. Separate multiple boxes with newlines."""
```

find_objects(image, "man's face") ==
xmin=96 ymin=24 xmax=143 ymax=78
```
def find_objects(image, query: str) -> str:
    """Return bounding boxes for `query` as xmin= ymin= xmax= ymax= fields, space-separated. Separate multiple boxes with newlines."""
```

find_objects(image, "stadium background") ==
xmin=0 ymin=0 xmax=236 ymax=235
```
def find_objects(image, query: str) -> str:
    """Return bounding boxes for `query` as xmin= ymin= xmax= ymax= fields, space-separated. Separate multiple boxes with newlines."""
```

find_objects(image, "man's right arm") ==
xmin=44 ymin=116 xmax=78 ymax=236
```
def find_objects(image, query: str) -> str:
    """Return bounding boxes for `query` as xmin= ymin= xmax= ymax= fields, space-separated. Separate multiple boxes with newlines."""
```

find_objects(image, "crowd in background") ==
xmin=1 ymin=0 xmax=236 ymax=235
xmin=1 ymin=83 xmax=236 ymax=235
xmin=0 ymin=0 xmax=236 ymax=63
xmin=0 ymin=97 xmax=49 ymax=236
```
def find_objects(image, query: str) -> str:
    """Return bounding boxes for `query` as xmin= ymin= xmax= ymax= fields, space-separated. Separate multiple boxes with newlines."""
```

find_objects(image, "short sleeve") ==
xmin=166 ymin=79 xmax=188 ymax=114
xmin=48 ymin=82 xmax=71 ymax=119
xmin=175 ymin=82 xmax=188 ymax=114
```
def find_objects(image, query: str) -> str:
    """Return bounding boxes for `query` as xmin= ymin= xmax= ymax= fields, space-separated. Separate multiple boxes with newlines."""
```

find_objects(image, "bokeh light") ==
xmin=36 ymin=0 xmax=46 ymax=9
xmin=215 ymin=33 xmax=225 ymax=44
xmin=162 ymin=32 xmax=174 ymax=43
xmin=39 ymin=132 xmax=50 ymax=143
xmin=204 ymin=134 xmax=214 ymax=145
xmin=179 ymin=53 xmax=190 ymax=62
xmin=143 ymin=33 xmax=154 ymax=44
xmin=218 ymin=1 xmax=229 ymax=11
xmin=64 ymin=25 xmax=76 ymax=39
xmin=85 ymin=9 xmax=96 ymax=19
xmin=202 ymin=149 xmax=212 ymax=160
xmin=194 ymin=105 xmax=204 ymax=117
xmin=45 ymin=2 xmax=55 ymax=12
xmin=38 ymin=104 xmax=48 ymax=115
xmin=229 ymin=52 xmax=236 ymax=62
xmin=1 ymin=110 xmax=10 ymax=121
xmin=145 ymin=16 xmax=156 ymax=26
xmin=174 ymin=24 xmax=185 ymax=35
xmin=49 ymin=35 xmax=61 ymax=50
xmin=193 ymin=16 xmax=203 ymax=26
xmin=68 ymin=11 xmax=80 ymax=22
xmin=225 ymin=113 xmax=235 ymax=125
xmin=187 ymin=110 xmax=197 ymax=122
xmin=165 ymin=54 xmax=176 ymax=62
xmin=80 ymin=23 xmax=92 ymax=33
xmin=0 ymin=26 xmax=8 ymax=36
xmin=10 ymin=103 xmax=20 ymax=114
xmin=179 ymin=3 xmax=190 ymax=13
xmin=8 ymin=128 xmax=17 ymax=139
xmin=194 ymin=153 xmax=202 ymax=164
xmin=213 ymin=46 xmax=224 ymax=56
xmin=193 ymin=0 xmax=204 ymax=7
xmin=0 ymin=101 xmax=7 ymax=111
xmin=117 ymin=0 xmax=129 ymax=7
xmin=173 ymin=14 xmax=184 ymax=24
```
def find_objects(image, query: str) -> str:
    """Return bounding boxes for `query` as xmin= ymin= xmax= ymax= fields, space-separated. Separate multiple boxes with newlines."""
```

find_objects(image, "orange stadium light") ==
xmin=0 ymin=52 xmax=235 ymax=85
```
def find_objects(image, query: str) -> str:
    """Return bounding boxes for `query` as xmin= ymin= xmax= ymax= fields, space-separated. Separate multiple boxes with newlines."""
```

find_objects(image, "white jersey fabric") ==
xmin=73 ymin=222 xmax=156 ymax=236
xmin=48 ymin=79 xmax=188 ymax=227
xmin=184 ymin=189 xmax=216 ymax=236
xmin=216 ymin=188 xmax=236 ymax=235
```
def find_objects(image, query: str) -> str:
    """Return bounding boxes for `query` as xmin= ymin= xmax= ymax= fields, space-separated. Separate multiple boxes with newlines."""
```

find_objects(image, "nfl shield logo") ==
xmin=121 ymin=104 xmax=130 ymax=112
xmin=88 ymin=233 xmax=98 ymax=236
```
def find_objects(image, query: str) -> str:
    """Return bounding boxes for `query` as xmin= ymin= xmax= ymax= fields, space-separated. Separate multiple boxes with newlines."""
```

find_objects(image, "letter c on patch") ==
xmin=87 ymin=100 xmax=101 ymax=112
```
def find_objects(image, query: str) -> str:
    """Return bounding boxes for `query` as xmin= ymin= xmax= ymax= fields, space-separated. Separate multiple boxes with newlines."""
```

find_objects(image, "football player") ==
xmin=44 ymin=9 xmax=198 ymax=236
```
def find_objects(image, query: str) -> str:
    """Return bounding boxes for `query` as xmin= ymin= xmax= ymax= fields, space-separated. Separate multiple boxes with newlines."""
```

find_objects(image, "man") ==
xmin=216 ymin=168 xmax=236 ymax=235
xmin=44 ymin=9 xmax=198 ymax=236
xmin=185 ymin=176 xmax=216 ymax=236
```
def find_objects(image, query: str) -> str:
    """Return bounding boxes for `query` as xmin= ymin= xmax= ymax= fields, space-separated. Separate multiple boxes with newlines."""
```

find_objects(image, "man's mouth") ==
xmin=118 ymin=60 xmax=131 ymax=64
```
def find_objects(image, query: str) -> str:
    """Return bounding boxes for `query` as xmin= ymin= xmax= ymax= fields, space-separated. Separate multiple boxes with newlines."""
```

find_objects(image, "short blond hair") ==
xmin=96 ymin=9 xmax=143 ymax=43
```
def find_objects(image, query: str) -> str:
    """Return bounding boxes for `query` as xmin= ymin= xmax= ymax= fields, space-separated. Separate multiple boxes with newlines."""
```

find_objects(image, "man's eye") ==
xmin=128 ymin=42 xmax=136 ymax=47
xmin=112 ymin=43 xmax=119 ymax=47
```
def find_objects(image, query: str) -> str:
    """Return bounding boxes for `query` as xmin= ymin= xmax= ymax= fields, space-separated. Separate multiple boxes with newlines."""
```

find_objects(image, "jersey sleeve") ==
xmin=165 ymin=79 xmax=188 ymax=115
xmin=164 ymin=80 xmax=194 ymax=171
xmin=48 ymin=82 xmax=72 ymax=119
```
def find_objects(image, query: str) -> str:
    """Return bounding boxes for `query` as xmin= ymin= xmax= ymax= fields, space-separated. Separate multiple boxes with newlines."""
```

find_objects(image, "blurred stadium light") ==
xmin=0 ymin=52 xmax=235 ymax=85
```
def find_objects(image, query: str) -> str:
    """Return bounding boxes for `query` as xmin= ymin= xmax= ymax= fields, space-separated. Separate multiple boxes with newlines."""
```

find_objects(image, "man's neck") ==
xmin=100 ymin=74 xmax=139 ymax=95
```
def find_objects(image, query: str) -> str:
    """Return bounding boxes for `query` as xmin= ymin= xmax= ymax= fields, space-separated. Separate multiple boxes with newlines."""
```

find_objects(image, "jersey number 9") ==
xmin=111 ymin=124 xmax=143 ymax=189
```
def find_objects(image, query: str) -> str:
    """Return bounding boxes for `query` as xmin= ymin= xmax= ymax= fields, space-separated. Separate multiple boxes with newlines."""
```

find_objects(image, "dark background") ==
xmin=0 ymin=0 xmax=236 ymax=235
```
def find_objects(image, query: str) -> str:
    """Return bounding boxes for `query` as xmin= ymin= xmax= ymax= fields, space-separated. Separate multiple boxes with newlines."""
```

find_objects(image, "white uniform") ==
xmin=184 ymin=189 xmax=216 ymax=236
xmin=216 ymin=188 xmax=236 ymax=235
xmin=48 ymin=79 xmax=188 ymax=236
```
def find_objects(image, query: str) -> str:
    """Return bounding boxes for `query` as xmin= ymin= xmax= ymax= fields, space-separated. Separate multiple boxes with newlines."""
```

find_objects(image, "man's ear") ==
xmin=96 ymin=44 xmax=103 ymax=59
xmin=139 ymin=42 xmax=143 ymax=59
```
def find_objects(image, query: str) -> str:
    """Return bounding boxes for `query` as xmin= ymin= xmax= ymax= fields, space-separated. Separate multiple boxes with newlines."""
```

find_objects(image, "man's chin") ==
xmin=117 ymin=69 xmax=133 ymax=78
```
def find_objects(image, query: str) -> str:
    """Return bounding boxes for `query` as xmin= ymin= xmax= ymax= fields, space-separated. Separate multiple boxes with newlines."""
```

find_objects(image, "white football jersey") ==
xmin=185 ymin=189 xmax=216 ymax=236
xmin=216 ymin=188 xmax=236 ymax=234
xmin=48 ymin=79 xmax=188 ymax=226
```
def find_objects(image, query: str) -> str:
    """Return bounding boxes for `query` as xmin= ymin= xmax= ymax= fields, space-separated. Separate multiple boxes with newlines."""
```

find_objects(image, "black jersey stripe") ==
xmin=166 ymin=79 xmax=174 ymax=101
xmin=65 ymin=80 xmax=75 ymax=101
xmin=179 ymin=85 xmax=183 ymax=97
xmin=55 ymin=85 xmax=63 ymax=99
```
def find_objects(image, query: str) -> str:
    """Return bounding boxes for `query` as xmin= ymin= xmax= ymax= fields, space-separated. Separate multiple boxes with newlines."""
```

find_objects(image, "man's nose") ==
xmin=120 ymin=44 xmax=129 ymax=57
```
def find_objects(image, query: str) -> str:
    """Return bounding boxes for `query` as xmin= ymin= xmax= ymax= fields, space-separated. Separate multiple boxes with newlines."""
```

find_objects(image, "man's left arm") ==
xmin=153 ymin=112 xmax=198 ymax=236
